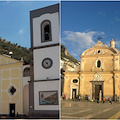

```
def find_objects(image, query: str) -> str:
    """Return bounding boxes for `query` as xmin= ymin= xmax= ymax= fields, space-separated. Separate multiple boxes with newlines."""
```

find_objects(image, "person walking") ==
xmin=97 ymin=97 xmax=99 ymax=103
xmin=88 ymin=96 xmax=90 ymax=102
xmin=64 ymin=94 xmax=66 ymax=100
xmin=110 ymin=97 xmax=112 ymax=104
xmin=78 ymin=95 xmax=81 ymax=101
xmin=103 ymin=96 xmax=105 ymax=103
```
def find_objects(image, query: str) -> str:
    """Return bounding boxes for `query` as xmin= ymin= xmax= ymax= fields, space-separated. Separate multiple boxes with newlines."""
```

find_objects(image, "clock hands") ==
xmin=42 ymin=58 xmax=53 ymax=69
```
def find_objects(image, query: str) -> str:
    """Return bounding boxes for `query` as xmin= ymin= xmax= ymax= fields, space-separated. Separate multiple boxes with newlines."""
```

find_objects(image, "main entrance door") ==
xmin=95 ymin=85 xmax=102 ymax=99
xmin=92 ymin=81 xmax=104 ymax=100
xmin=72 ymin=89 xmax=77 ymax=99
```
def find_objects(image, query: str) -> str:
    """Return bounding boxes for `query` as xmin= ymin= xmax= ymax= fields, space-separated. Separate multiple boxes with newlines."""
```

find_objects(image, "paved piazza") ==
xmin=61 ymin=100 xmax=120 ymax=119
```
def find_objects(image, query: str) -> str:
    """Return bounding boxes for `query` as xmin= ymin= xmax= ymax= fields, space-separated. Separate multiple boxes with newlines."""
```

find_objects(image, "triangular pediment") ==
xmin=93 ymin=72 xmax=102 ymax=81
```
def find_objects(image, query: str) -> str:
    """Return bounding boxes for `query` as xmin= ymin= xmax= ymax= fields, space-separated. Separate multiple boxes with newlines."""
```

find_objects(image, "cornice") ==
xmin=113 ymin=71 xmax=120 ymax=74
xmin=80 ymin=54 xmax=115 ymax=58
xmin=79 ymin=71 xmax=114 ymax=74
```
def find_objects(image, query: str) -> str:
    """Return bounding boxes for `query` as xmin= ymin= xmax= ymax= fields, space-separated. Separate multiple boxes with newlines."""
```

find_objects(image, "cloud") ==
xmin=63 ymin=31 xmax=95 ymax=48
xmin=115 ymin=40 xmax=120 ymax=48
xmin=63 ymin=30 xmax=104 ymax=49
xmin=18 ymin=28 xmax=24 ymax=34
xmin=62 ymin=30 xmax=105 ymax=58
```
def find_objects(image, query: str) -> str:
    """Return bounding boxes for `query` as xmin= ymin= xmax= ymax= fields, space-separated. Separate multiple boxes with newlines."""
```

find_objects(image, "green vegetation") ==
xmin=0 ymin=37 xmax=30 ymax=64
xmin=61 ymin=44 xmax=79 ymax=63
xmin=0 ymin=37 xmax=78 ymax=65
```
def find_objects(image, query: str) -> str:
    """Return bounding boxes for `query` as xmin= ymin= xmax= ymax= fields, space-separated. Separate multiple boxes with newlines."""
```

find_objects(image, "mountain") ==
xmin=0 ymin=37 xmax=30 ymax=64
xmin=61 ymin=44 xmax=79 ymax=63
xmin=0 ymin=37 xmax=78 ymax=65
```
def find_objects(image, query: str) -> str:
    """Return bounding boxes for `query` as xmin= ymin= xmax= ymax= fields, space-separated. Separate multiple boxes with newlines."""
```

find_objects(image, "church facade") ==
xmin=63 ymin=39 xmax=120 ymax=101
xmin=0 ymin=54 xmax=23 ymax=116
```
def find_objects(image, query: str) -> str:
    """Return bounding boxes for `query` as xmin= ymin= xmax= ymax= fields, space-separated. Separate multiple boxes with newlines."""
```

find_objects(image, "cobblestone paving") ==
xmin=61 ymin=100 xmax=120 ymax=119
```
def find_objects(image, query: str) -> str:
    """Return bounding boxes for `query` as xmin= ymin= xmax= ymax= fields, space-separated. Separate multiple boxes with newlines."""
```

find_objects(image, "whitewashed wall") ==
xmin=23 ymin=65 xmax=30 ymax=115
xmin=34 ymin=81 xmax=60 ymax=110
xmin=34 ymin=46 xmax=59 ymax=80
xmin=33 ymin=12 xmax=59 ymax=47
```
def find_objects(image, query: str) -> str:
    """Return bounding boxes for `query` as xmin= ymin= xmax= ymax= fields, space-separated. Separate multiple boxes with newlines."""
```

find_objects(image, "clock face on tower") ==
xmin=42 ymin=58 xmax=53 ymax=69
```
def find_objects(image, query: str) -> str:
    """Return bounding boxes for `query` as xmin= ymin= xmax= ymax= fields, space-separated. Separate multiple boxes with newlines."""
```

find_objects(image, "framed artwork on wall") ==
xmin=39 ymin=91 xmax=58 ymax=105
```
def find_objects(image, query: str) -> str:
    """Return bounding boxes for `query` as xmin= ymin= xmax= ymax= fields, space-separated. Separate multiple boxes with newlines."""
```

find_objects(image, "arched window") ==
xmin=41 ymin=20 xmax=52 ymax=42
xmin=23 ymin=67 xmax=30 ymax=77
xmin=97 ymin=60 xmax=101 ymax=68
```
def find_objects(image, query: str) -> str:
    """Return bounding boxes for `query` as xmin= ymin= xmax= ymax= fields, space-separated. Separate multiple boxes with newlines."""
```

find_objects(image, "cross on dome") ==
xmin=97 ymin=36 xmax=102 ymax=41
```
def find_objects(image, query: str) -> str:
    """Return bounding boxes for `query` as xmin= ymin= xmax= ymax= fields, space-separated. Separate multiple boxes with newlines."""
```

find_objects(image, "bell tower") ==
xmin=29 ymin=4 xmax=60 ymax=118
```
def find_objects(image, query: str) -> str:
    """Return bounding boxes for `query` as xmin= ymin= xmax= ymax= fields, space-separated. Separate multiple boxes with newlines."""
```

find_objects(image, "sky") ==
xmin=1 ymin=1 xmax=120 ymax=59
xmin=0 ymin=1 xmax=59 ymax=48
xmin=61 ymin=1 xmax=120 ymax=61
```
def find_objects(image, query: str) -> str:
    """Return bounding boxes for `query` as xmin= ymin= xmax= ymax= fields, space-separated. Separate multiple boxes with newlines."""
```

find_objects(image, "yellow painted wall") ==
xmin=84 ymin=56 xmax=113 ymax=72
xmin=63 ymin=72 xmax=79 ymax=98
xmin=63 ymin=41 xmax=120 ymax=100
xmin=0 ymin=55 xmax=23 ymax=115
xmin=81 ymin=74 xmax=93 ymax=95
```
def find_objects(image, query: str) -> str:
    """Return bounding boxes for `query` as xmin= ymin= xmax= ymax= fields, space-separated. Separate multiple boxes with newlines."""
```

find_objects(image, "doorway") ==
xmin=92 ymin=81 xmax=104 ymax=100
xmin=95 ymin=85 xmax=102 ymax=99
xmin=9 ymin=104 xmax=15 ymax=117
xmin=72 ymin=89 xmax=77 ymax=99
